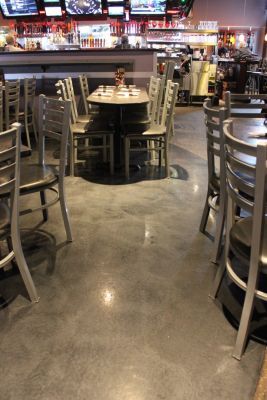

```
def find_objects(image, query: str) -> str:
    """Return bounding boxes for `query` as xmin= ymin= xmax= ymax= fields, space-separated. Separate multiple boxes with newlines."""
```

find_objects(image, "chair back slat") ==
xmin=161 ymin=80 xmax=179 ymax=137
xmin=79 ymin=74 xmax=90 ymax=114
xmin=147 ymin=76 xmax=161 ymax=124
xmin=0 ymin=123 xmax=20 ymax=195
xmin=223 ymin=119 xmax=267 ymax=214
xmin=38 ymin=95 xmax=71 ymax=179
xmin=5 ymin=80 xmax=20 ymax=129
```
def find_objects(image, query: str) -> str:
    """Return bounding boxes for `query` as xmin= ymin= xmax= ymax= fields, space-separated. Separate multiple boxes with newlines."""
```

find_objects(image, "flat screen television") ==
xmin=108 ymin=5 xmax=124 ymax=15
xmin=0 ymin=0 xmax=39 ymax=17
xmin=45 ymin=6 xmax=62 ymax=15
xmin=64 ymin=0 xmax=102 ymax=15
xmin=130 ymin=0 xmax=166 ymax=15
xmin=108 ymin=0 xmax=124 ymax=2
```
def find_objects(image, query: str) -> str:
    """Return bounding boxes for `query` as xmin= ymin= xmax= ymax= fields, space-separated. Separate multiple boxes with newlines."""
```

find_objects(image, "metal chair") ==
xmin=5 ymin=80 xmax=20 ymax=129
xmin=19 ymin=95 xmax=73 ymax=242
xmin=210 ymin=119 xmax=267 ymax=360
xmin=199 ymin=99 xmax=228 ymax=263
xmin=0 ymin=123 xmax=39 ymax=302
xmin=56 ymin=80 xmax=114 ymax=176
xmin=124 ymin=80 xmax=179 ymax=179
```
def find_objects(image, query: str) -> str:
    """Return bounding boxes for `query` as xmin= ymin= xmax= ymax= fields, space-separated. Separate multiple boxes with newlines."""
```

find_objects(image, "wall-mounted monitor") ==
xmin=0 ymin=0 xmax=39 ymax=17
xmin=43 ymin=0 xmax=60 ymax=2
xmin=64 ymin=0 xmax=102 ymax=15
xmin=108 ymin=5 xmax=124 ymax=15
xmin=130 ymin=0 xmax=166 ymax=15
xmin=45 ymin=6 xmax=62 ymax=16
xmin=108 ymin=0 xmax=124 ymax=2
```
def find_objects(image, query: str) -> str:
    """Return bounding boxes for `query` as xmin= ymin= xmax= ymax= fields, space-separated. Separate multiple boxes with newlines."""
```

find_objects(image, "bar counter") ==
xmin=0 ymin=48 xmax=157 ymax=93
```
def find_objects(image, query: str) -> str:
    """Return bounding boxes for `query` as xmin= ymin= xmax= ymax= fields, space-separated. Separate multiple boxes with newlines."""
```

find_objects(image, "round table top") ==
xmin=87 ymin=86 xmax=149 ymax=106
xmin=232 ymin=117 xmax=267 ymax=145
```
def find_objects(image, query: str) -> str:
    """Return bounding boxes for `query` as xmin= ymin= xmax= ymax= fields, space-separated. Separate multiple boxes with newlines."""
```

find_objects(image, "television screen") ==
xmin=44 ymin=0 xmax=59 ymax=2
xmin=108 ymin=0 xmax=124 ymax=2
xmin=45 ymin=6 xmax=62 ymax=16
xmin=108 ymin=5 xmax=124 ymax=15
xmin=0 ymin=0 xmax=38 ymax=17
xmin=130 ymin=0 xmax=165 ymax=14
xmin=65 ymin=0 xmax=102 ymax=15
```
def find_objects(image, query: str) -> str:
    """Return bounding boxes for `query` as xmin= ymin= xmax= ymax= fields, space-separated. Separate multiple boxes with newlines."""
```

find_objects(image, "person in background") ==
xmin=115 ymin=34 xmax=131 ymax=49
xmin=5 ymin=34 xmax=24 ymax=52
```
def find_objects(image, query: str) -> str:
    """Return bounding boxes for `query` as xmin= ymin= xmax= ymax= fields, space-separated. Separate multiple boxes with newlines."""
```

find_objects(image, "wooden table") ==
xmin=87 ymin=86 xmax=149 ymax=165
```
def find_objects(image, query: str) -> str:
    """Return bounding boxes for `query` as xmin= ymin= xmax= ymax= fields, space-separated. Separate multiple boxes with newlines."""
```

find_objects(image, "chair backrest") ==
xmin=38 ymin=95 xmax=71 ymax=181
xmin=79 ymin=74 xmax=90 ymax=114
xmin=55 ymin=80 xmax=76 ymax=124
xmin=160 ymin=80 xmax=179 ymax=138
xmin=0 ymin=123 xmax=21 ymax=200
xmin=203 ymin=99 xmax=228 ymax=186
xmin=0 ymin=85 xmax=3 ymax=132
xmin=223 ymin=119 xmax=264 ymax=215
xmin=5 ymin=80 xmax=20 ymax=129
xmin=163 ymin=60 xmax=175 ymax=82
xmin=64 ymin=77 xmax=79 ymax=121
xmin=148 ymin=76 xmax=161 ymax=124
xmin=24 ymin=77 xmax=36 ymax=115
xmin=224 ymin=91 xmax=267 ymax=119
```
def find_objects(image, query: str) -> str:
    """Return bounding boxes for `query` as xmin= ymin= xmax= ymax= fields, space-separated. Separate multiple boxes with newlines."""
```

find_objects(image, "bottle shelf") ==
xmin=147 ymin=40 xmax=217 ymax=46
xmin=148 ymin=28 xmax=218 ymax=34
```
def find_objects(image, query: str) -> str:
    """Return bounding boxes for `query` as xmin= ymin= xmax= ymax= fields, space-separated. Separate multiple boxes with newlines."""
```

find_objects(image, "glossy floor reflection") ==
xmin=0 ymin=107 xmax=264 ymax=400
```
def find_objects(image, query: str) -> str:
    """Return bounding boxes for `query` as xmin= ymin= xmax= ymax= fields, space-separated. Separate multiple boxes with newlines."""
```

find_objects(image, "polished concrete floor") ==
xmin=0 ymin=107 xmax=265 ymax=399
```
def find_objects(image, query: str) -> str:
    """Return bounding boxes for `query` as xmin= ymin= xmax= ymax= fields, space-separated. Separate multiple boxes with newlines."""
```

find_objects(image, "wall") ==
xmin=191 ymin=0 xmax=266 ymax=28
xmin=191 ymin=0 xmax=266 ymax=55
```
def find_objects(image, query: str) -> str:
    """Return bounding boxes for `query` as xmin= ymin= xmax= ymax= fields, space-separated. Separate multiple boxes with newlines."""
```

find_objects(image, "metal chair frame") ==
xmin=210 ymin=119 xmax=267 ymax=359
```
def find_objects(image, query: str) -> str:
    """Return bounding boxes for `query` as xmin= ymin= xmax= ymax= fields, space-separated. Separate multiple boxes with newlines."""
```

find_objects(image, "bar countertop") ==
xmin=0 ymin=48 xmax=157 ymax=66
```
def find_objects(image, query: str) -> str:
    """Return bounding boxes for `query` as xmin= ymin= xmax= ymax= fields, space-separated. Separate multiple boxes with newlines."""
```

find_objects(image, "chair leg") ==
xmin=12 ymin=227 xmax=39 ymax=303
xmin=58 ymin=179 xmax=73 ymax=242
xmin=125 ymin=137 xmax=130 ymax=179
xmin=24 ymin=115 xmax=32 ymax=150
xmin=211 ymin=198 xmax=225 ymax=264
xmin=69 ymin=138 xmax=75 ymax=177
xmin=103 ymin=135 xmax=107 ymax=163
xmin=232 ymin=271 xmax=258 ymax=360
xmin=40 ymin=190 xmax=48 ymax=221
xmin=109 ymin=135 xmax=114 ymax=175
xmin=164 ymin=139 xmax=170 ymax=178
xmin=32 ymin=116 xmax=38 ymax=144
xmin=199 ymin=188 xmax=211 ymax=233
xmin=159 ymin=139 xmax=162 ymax=168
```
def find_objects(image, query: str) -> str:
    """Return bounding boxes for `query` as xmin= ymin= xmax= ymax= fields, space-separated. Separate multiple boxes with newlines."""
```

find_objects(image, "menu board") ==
xmin=130 ymin=0 xmax=166 ymax=15
xmin=64 ymin=0 xmax=102 ymax=15
xmin=0 ymin=0 xmax=38 ymax=17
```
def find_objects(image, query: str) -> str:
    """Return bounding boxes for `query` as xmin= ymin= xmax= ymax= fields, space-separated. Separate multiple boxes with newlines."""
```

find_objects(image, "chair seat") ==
xmin=230 ymin=216 xmax=267 ymax=267
xmin=76 ymin=114 xmax=92 ymax=124
xmin=127 ymin=125 xmax=166 ymax=138
xmin=71 ymin=122 xmax=90 ymax=134
xmin=20 ymin=164 xmax=58 ymax=193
